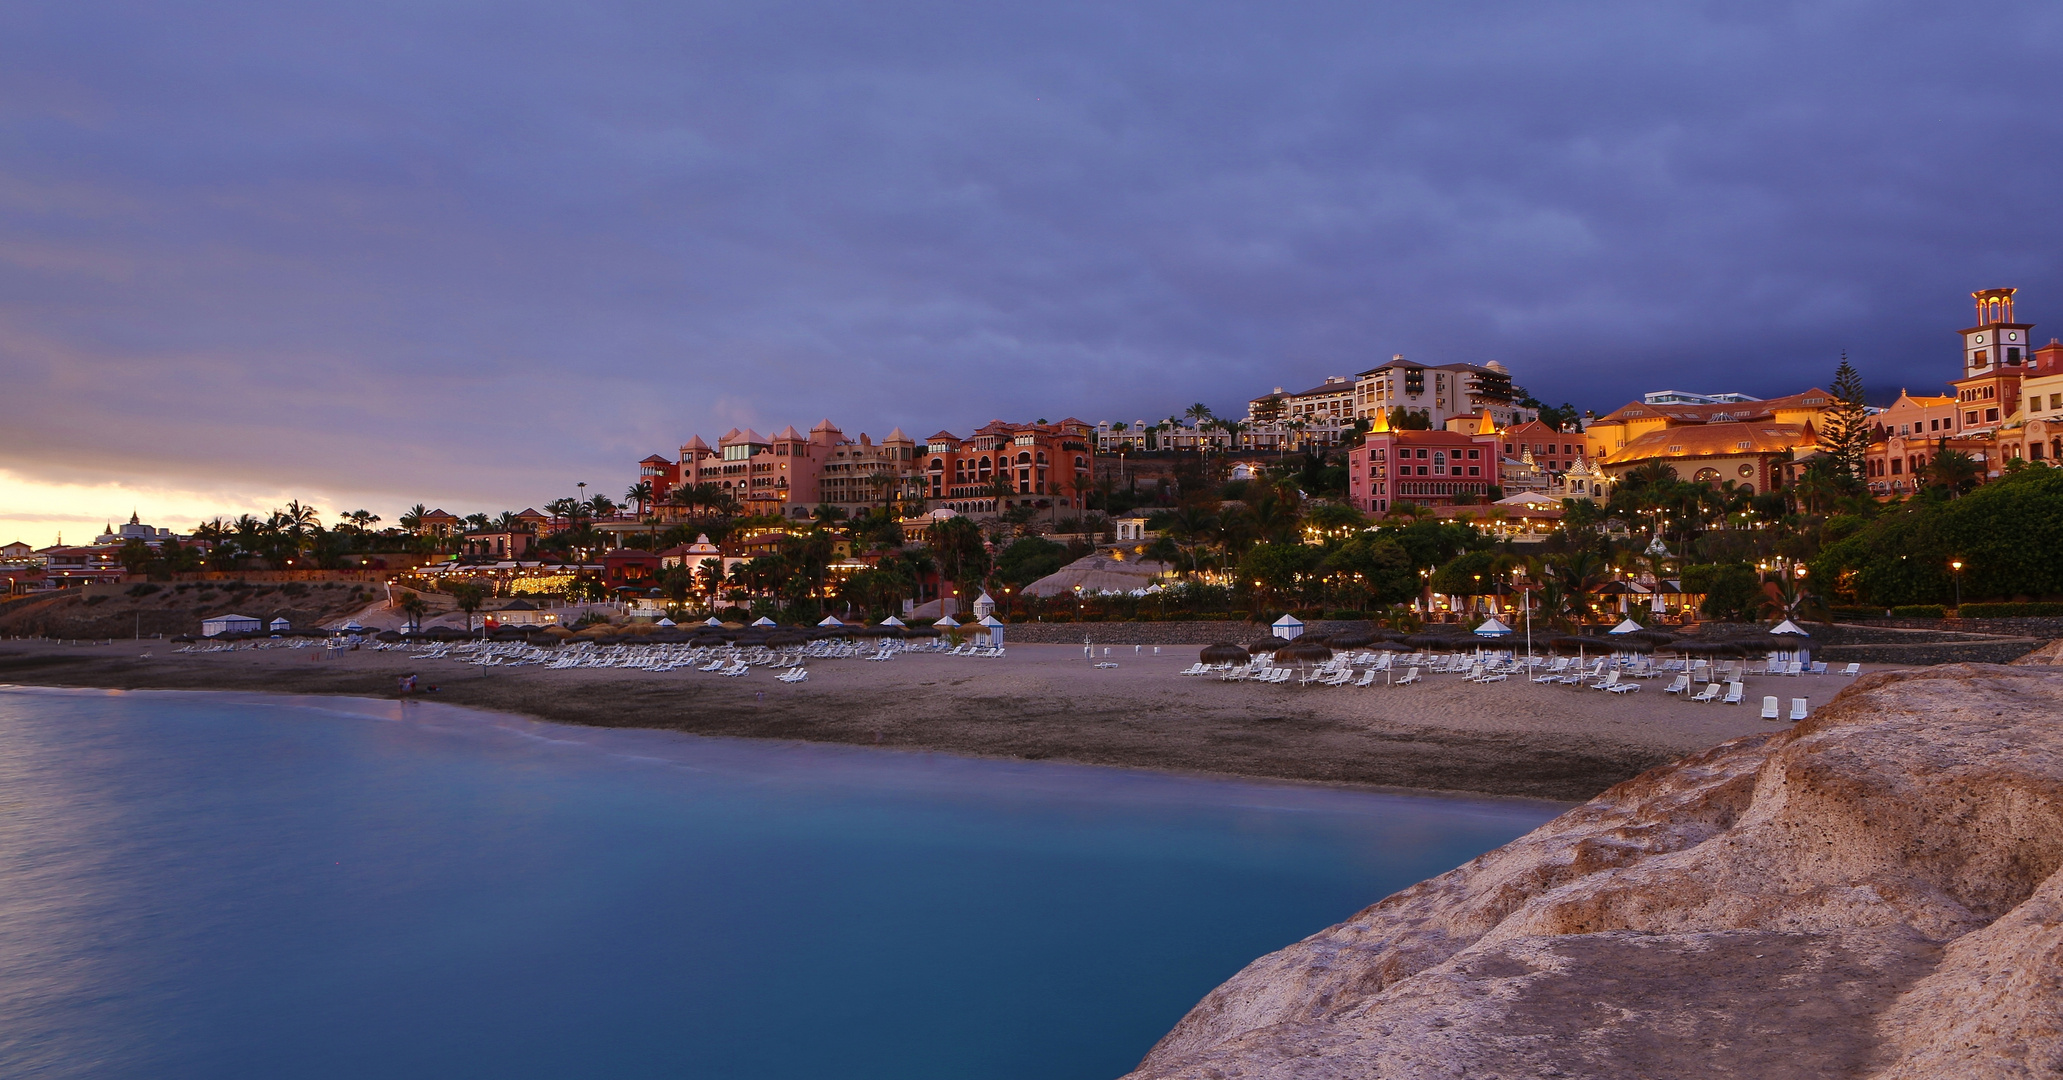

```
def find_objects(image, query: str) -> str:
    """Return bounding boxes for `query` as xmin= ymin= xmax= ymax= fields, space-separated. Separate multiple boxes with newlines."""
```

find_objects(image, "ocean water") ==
xmin=0 ymin=687 xmax=1559 ymax=1080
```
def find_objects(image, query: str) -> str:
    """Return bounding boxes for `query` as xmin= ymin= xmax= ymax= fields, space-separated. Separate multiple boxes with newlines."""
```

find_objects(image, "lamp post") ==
xmin=1951 ymin=559 xmax=1964 ymax=610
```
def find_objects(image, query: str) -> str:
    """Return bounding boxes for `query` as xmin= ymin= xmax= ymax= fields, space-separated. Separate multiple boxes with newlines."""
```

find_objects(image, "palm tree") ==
xmin=399 ymin=504 xmax=428 ymax=532
xmin=625 ymin=481 xmax=654 ymax=517
xmin=586 ymin=494 xmax=618 ymax=519
xmin=1927 ymin=447 xmax=1981 ymax=496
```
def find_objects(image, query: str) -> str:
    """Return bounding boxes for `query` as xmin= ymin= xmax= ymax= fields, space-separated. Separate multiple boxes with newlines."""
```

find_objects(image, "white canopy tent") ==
xmin=933 ymin=614 xmax=960 ymax=628
xmin=818 ymin=615 xmax=844 ymax=627
xmin=1272 ymin=614 xmax=1305 ymax=640
xmin=1473 ymin=616 xmax=1513 ymax=637
xmin=751 ymin=616 xmax=777 ymax=627
xmin=1609 ymin=618 xmax=1645 ymax=635
xmin=879 ymin=615 xmax=906 ymax=627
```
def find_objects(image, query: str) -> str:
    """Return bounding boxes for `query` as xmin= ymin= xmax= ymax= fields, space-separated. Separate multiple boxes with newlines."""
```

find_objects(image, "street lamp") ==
xmin=1951 ymin=559 xmax=1964 ymax=609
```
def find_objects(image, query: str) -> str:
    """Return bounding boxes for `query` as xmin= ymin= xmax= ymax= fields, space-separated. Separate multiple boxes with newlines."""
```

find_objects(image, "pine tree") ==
xmin=1818 ymin=354 xmax=1871 ymax=479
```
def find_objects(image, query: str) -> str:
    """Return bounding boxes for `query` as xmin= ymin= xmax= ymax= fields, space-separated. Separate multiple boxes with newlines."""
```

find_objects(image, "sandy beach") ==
xmin=0 ymin=638 xmax=1878 ymax=800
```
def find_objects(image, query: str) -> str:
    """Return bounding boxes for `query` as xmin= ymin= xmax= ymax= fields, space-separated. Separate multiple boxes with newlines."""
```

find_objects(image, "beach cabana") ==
xmin=704 ymin=616 xmax=724 ymax=626
xmin=1271 ymin=614 xmax=1305 ymax=640
xmin=655 ymin=617 xmax=676 ymax=627
xmin=1608 ymin=617 xmax=1645 ymax=635
xmin=977 ymin=614 xmax=1005 ymax=647
xmin=268 ymin=617 xmax=292 ymax=633
xmin=880 ymin=615 xmax=906 ymax=627
xmin=1768 ymin=621 xmax=1814 ymax=665
xmin=751 ymin=616 xmax=777 ymax=627
xmin=339 ymin=621 xmax=365 ymax=634
xmin=818 ymin=615 xmax=844 ymax=627
xmin=202 ymin=613 xmax=261 ymax=637
xmin=933 ymin=614 xmax=960 ymax=628
xmin=1473 ymin=616 xmax=1513 ymax=638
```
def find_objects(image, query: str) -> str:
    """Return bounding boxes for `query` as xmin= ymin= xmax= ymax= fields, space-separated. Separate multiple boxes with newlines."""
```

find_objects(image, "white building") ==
xmin=202 ymin=614 xmax=262 ymax=637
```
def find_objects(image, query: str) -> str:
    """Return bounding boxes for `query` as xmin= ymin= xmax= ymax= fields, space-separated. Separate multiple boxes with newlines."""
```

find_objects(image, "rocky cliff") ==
xmin=1126 ymin=664 xmax=2063 ymax=1079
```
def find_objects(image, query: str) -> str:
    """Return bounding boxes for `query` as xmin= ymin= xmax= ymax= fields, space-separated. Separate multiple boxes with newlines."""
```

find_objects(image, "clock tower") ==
xmin=1961 ymin=287 xmax=2033 ymax=376
xmin=1953 ymin=287 xmax=2033 ymax=434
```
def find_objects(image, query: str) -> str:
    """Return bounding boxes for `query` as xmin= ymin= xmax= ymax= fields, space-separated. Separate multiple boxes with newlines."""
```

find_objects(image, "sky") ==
xmin=5 ymin=0 xmax=2063 ymax=546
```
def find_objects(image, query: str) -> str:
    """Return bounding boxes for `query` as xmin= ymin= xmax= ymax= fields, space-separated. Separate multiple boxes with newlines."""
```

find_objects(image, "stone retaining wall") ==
xmin=1000 ymin=619 xmax=1378 ymax=645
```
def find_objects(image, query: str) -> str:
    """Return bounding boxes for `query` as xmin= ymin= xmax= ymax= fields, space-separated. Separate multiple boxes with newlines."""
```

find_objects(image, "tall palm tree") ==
xmin=399 ymin=504 xmax=428 ymax=532
xmin=624 ymin=481 xmax=653 ymax=517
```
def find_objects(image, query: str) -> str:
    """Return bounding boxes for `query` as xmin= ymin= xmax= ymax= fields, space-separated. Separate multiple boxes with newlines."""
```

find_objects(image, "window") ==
xmin=1891 ymin=459 xmax=1902 ymax=475
xmin=1416 ymin=448 xmax=1428 ymax=459
xmin=1968 ymin=412 xmax=1980 ymax=425
xmin=1987 ymin=408 xmax=1999 ymax=422
xmin=2052 ymin=394 xmax=2063 ymax=410
xmin=1467 ymin=448 xmax=1480 ymax=459
xmin=1467 ymin=466 xmax=1480 ymax=476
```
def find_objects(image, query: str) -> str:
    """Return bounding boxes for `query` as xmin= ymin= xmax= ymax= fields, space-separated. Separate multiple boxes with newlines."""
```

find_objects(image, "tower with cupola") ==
xmin=1952 ymin=287 xmax=2032 ymax=433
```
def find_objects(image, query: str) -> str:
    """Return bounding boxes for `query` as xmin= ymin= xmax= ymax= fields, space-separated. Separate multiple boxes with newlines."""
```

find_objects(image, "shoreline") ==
xmin=0 ymin=640 xmax=1833 ymax=801
xmin=0 ymin=682 xmax=1577 ymax=813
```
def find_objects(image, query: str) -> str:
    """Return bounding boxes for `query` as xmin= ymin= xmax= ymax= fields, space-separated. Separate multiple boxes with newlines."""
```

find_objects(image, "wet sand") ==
xmin=0 ymin=640 xmax=1862 ymax=801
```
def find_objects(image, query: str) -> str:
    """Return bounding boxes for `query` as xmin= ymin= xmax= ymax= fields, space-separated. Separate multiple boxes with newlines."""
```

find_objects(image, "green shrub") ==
xmin=1829 ymin=605 xmax=1883 ymax=620
xmin=1955 ymin=602 xmax=2063 ymax=618
xmin=1890 ymin=604 xmax=1946 ymax=619
xmin=84 ymin=594 xmax=109 ymax=606
xmin=125 ymin=583 xmax=161 ymax=598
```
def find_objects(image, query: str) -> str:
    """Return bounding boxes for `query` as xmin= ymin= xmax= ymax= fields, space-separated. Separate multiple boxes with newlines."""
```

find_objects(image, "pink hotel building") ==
xmin=1346 ymin=427 xmax=1500 ymax=513
xmin=639 ymin=417 xmax=1093 ymax=520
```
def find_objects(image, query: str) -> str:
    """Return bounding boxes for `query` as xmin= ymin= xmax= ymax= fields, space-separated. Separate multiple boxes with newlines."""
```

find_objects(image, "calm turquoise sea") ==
xmin=0 ymin=687 xmax=1558 ymax=1079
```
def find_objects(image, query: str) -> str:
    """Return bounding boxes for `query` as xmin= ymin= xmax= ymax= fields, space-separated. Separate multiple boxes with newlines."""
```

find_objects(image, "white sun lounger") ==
xmin=1721 ymin=681 xmax=1745 ymax=705
xmin=1662 ymin=674 xmax=1690 ymax=695
xmin=1761 ymin=696 xmax=1780 ymax=720
xmin=1790 ymin=698 xmax=1809 ymax=721
xmin=1840 ymin=662 xmax=1861 ymax=677
xmin=1394 ymin=667 xmax=1421 ymax=686
xmin=1687 ymin=683 xmax=1720 ymax=704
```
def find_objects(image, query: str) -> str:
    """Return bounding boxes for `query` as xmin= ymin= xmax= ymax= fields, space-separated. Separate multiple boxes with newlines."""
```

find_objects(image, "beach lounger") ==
xmin=1607 ymin=679 xmax=1639 ymax=693
xmin=1721 ymin=681 xmax=1744 ymax=705
xmin=1840 ymin=663 xmax=1861 ymax=677
xmin=1761 ymin=696 xmax=1780 ymax=720
xmin=1590 ymin=671 xmax=1621 ymax=691
xmin=1687 ymin=682 xmax=1720 ymax=704
xmin=1662 ymin=674 xmax=1690 ymax=695
xmin=1790 ymin=698 xmax=1809 ymax=721
xmin=1353 ymin=668 xmax=1378 ymax=687
xmin=1810 ymin=662 xmax=1828 ymax=676
xmin=1395 ymin=667 xmax=1421 ymax=686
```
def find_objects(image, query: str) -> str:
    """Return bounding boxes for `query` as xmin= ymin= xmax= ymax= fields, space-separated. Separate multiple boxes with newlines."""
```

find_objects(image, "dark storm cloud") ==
xmin=4 ymin=0 xmax=2061 ymax=513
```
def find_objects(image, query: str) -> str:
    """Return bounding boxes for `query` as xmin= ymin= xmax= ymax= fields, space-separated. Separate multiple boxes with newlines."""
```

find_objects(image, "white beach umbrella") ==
xmin=1473 ymin=616 xmax=1512 ymax=637
xmin=1769 ymin=619 xmax=1808 ymax=636
xmin=818 ymin=615 xmax=844 ymax=627
xmin=880 ymin=615 xmax=906 ymax=627
xmin=752 ymin=616 xmax=777 ymax=627
xmin=1609 ymin=617 xmax=1645 ymax=635
xmin=656 ymin=618 xmax=676 ymax=627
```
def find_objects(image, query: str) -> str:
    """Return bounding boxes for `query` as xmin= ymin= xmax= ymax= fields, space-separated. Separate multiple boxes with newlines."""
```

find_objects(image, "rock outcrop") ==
xmin=1125 ymin=664 xmax=2063 ymax=1079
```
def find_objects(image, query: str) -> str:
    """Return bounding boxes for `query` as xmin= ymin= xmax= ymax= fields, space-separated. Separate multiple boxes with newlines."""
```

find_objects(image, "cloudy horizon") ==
xmin=7 ymin=1 xmax=2062 ymax=546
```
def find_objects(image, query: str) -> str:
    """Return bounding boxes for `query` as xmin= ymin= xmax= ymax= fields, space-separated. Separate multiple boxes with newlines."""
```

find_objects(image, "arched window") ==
xmin=1016 ymin=452 xmax=1032 ymax=465
xmin=1035 ymin=452 xmax=1047 ymax=465
xmin=1074 ymin=456 xmax=1086 ymax=469
xmin=978 ymin=456 xmax=991 ymax=475
xmin=1693 ymin=467 xmax=1721 ymax=482
xmin=929 ymin=458 xmax=943 ymax=471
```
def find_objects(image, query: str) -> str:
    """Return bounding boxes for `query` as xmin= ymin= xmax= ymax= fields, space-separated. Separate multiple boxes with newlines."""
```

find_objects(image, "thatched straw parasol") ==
xmin=1276 ymin=640 xmax=1333 ymax=662
xmin=1327 ymin=631 xmax=1375 ymax=649
xmin=1200 ymin=643 xmax=1249 ymax=664
xmin=1248 ymin=638 xmax=1288 ymax=654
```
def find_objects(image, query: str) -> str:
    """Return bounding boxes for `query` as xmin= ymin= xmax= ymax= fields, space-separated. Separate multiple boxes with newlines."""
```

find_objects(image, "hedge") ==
xmin=1890 ymin=604 xmax=1947 ymax=619
xmin=1954 ymin=602 xmax=2063 ymax=618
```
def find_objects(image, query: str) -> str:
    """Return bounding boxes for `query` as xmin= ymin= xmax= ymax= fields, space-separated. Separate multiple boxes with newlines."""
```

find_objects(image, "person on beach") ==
xmin=399 ymin=674 xmax=418 ymax=695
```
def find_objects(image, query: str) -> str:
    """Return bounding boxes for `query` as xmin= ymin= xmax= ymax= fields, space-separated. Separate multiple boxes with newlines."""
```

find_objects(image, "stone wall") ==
xmin=999 ymin=619 xmax=1379 ymax=645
